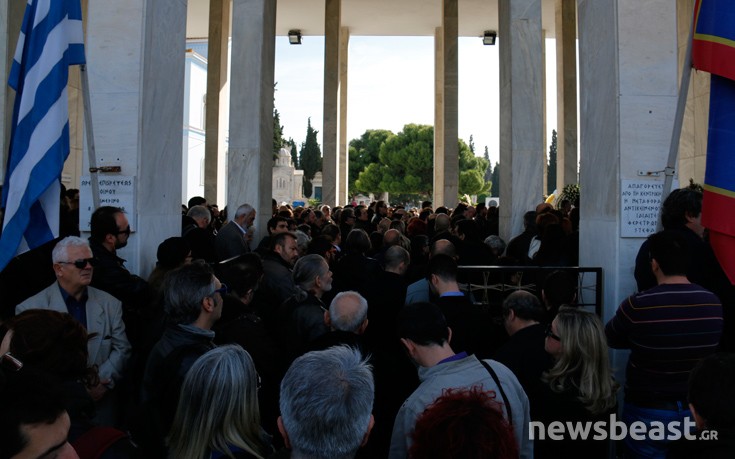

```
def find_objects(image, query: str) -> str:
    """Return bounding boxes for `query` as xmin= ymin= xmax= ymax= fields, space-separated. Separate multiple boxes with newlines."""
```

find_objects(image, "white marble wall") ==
xmin=433 ymin=27 xmax=445 ymax=207
xmin=86 ymin=0 xmax=185 ymax=277
xmin=555 ymin=0 xmax=578 ymax=191
xmin=1 ymin=1 xmax=25 ymax=186
xmin=577 ymin=0 xmax=678 ymax=323
xmin=322 ymin=0 xmax=341 ymax=207
xmin=498 ymin=0 xmax=545 ymax=240
xmin=338 ymin=27 xmax=349 ymax=206
xmin=204 ymin=0 xmax=230 ymax=208
xmin=229 ymin=0 xmax=276 ymax=244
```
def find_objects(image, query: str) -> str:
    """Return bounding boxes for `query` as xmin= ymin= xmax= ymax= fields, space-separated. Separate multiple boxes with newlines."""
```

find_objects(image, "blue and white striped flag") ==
xmin=0 ymin=0 xmax=85 ymax=271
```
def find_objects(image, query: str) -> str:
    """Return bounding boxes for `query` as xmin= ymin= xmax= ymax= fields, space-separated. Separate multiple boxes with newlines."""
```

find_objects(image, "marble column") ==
xmin=0 ymin=0 xmax=24 ymax=185
xmin=338 ymin=27 xmax=349 ymax=205
xmin=441 ymin=0 xmax=459 ymax=207
xmin=433 ymin=27 xmax=445 ymax=207
xmin=577 ymin=0 xmax=678 ymax=322
xmin=229 ymin=0 xmax=276 ymax=244
xmin=85 ymin=0 xmax=186 ymax=277
xmin=498 ymin=0 xmax=544 ymax=240
xmin=542 ymin=28 xmax=548 ymax=196
xmin=322 ymin=0 xmax=341 ymax=207
xmin=556 ymin=0 xmax=578 ymax=192
xmin=204 ymin=0 xmax=230 ymax=206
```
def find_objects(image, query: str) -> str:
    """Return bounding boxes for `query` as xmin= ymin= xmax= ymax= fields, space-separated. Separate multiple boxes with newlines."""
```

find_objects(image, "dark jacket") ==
xmin=667 ymin=427 xmax=735 ymax=459
xmin=89 ymin=239 xmax=150 ymax=310
xmin=134 ymin=324 xmax=215 ymax=456
xmin=493 ymin=323 xmax=553 ymax=419
xmin=182 ymin=221 xmax=217 ymax=263
xmin=434 ymin=294 xmax=504 ymax=359
xmin=256 ymin=252 xmax=297 ymax=335
xmin=214 ymin=295 xmax=286 ymax=438
xmin=332 ymin=253 xmax=381 ymax=298
xmin=141 ymin=324 xmax=215 ymax=416
xmin=279 ymin=292 xmax=329 ymax=361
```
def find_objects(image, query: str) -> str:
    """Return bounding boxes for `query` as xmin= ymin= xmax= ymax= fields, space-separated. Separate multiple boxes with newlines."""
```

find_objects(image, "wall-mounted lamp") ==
xmin=288 ymin=30 xmax=302 ymax=45
xmin=483 ymin=30 xmax=497 ymax=46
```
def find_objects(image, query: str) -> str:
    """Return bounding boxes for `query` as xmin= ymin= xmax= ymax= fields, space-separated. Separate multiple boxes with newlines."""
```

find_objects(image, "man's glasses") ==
xmin=1 ymin=352 xmax=23 ymax=372
xmin=116 ymin=226 xmax=131 ymax=236
xmin=545 ymin=325 xmax=561 ymax=342
xmin=211 ymin=283 xmax=229 ymax=297
xmin=58 ymin=258 xmax=97 ymax=269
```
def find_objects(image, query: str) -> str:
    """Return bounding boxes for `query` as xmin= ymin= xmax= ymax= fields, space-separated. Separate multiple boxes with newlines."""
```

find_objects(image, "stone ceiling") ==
xmin=187 ymin=0 xmax=559 ymax=39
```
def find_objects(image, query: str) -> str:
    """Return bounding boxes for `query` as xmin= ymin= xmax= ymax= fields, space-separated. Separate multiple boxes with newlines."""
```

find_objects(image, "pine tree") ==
xmin=299 ymin=118 xmax=322 ymax=197
xmin=547 ymin=129 xmax=557 ymax=195
xmin=483 ymin=146 xmax=492 ymax=182
xmin=288 ymin=137 xmax=298 ymax=168
xmin=273 ymin=109 xmax=286 ymax=159
xmin=469 ymin=135 xmax=475 ymax=154
xmin=490 ymin=162 xmax=500 ymax=197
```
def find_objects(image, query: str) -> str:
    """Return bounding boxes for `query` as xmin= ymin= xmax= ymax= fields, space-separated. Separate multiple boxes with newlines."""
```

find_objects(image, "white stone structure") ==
xmin=0 ymin=0 xmax=713 ymax=329
xmin=182 ymin=49 xmax=208 ymax=202
xmin=272 ymin=148 xmax=304 ymax=205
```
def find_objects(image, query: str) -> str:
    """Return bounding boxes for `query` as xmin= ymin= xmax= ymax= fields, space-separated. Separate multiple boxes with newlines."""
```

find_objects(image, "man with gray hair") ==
xmin=278 ymin=346 xmax=375 ymax=459
xmin=139 ymin=262 xmax=224 ymax=446
xmin=328 ymin=291 xmax=369 ymax=334
xmin=16 ymin=236 xmax=131 ymax=404
xmin=310 ymin=291 xmax=370 ymax=353
xmin=183 ymin=205 xmax=216 ymax=262
xmin=215 ymin=203 xmax=256 ymax=261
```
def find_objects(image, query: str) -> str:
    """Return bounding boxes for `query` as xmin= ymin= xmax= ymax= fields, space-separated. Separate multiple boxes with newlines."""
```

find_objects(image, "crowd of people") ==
xmin=1 ymin=187 xmax=734 ymax=459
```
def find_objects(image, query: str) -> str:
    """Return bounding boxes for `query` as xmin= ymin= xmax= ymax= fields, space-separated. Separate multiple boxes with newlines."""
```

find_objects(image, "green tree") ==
xmin=299 ymin=118 xmax=322 ymax=197
xmin=288 ymin=137 xmax=298 ymax=168
xmin=273 ymin=108 xmax=286 ymax=160
xmin=353 ymin=124 xmax=490 ymax=198
xmin=490 ymin=162 xmax=500 ymax=197
xmin=348 ymin=129 xmax=393 ymax=196
xmin=459 ymin=140 xmax=491 ymax=196
xmin=547 ymin=129 xmax=557 ymax=195
xmin=469 ymin=134 xmax=475 ymax=154
xmin=483 ymin=146 xmax=492 ymax=182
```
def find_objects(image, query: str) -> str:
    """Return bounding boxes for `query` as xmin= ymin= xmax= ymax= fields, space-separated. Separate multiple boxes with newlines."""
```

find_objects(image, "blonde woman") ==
xmin=168 ymin=345 xmax=272 ymax=459
xmin=535 ymin=308 xmax=619 ymax=459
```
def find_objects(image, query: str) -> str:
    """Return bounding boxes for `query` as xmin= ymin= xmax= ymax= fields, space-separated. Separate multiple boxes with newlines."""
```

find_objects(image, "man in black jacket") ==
xmin=88 ymin=206 xmax=151 ymax=347
xmin=136 ymin=263 xmax=223 ymax=454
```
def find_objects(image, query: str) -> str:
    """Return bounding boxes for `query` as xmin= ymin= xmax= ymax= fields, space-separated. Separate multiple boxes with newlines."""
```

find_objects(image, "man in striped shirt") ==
xmin=607 ymin=230 xmax=723 ymax=458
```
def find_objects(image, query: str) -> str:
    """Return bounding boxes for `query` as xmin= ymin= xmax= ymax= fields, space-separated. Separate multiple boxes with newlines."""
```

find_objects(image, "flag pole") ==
xmin=657 ymin=14 xmax=695 ymax=231
xmin=80 ymin=64 xmax=101 ymax=210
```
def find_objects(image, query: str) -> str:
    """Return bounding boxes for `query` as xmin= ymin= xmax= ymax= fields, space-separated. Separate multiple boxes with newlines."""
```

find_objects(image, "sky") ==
xmin=274 ymin=36 xmax=558 ymax=166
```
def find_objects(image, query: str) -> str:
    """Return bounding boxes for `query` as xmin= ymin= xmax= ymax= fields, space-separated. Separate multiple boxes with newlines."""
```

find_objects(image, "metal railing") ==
xmin=457 ymin=265 xmax=604 ymax=317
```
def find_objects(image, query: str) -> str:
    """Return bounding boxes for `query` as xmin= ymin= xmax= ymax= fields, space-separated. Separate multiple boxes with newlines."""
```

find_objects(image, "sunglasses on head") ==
xmin=545 ymin=324 xmax=561 ymax=342
xmin=58 ymin=258 xmax=98 ymax=269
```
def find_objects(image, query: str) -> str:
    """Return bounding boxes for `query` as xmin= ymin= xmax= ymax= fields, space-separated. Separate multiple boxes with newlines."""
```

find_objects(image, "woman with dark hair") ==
xmin=148 ymin=237 xmax=191 ymax=295
xmin=409 ymin=387 xmax=518 ymax=459
xmin=535 ymin=308 xmax=618 ymax=458
xmin=1 ymin=310 xmax=136 ymax=455
xmin=214 ymin=254 xmax=284 ymax=440
xmin=331 ymin=229 xmax=381 ymax=299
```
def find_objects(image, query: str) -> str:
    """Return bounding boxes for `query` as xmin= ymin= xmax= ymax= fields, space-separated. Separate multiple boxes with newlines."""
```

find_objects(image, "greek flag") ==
xmin=0 ymin=0 xmax=85 ymax=271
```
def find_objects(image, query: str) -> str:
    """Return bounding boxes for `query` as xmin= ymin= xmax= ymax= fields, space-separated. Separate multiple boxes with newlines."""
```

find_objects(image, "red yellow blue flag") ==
xmin=692 ymin=0 xmax=735 ymax=80
xmin=693 ymin=0 xmax=735 ymax=283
